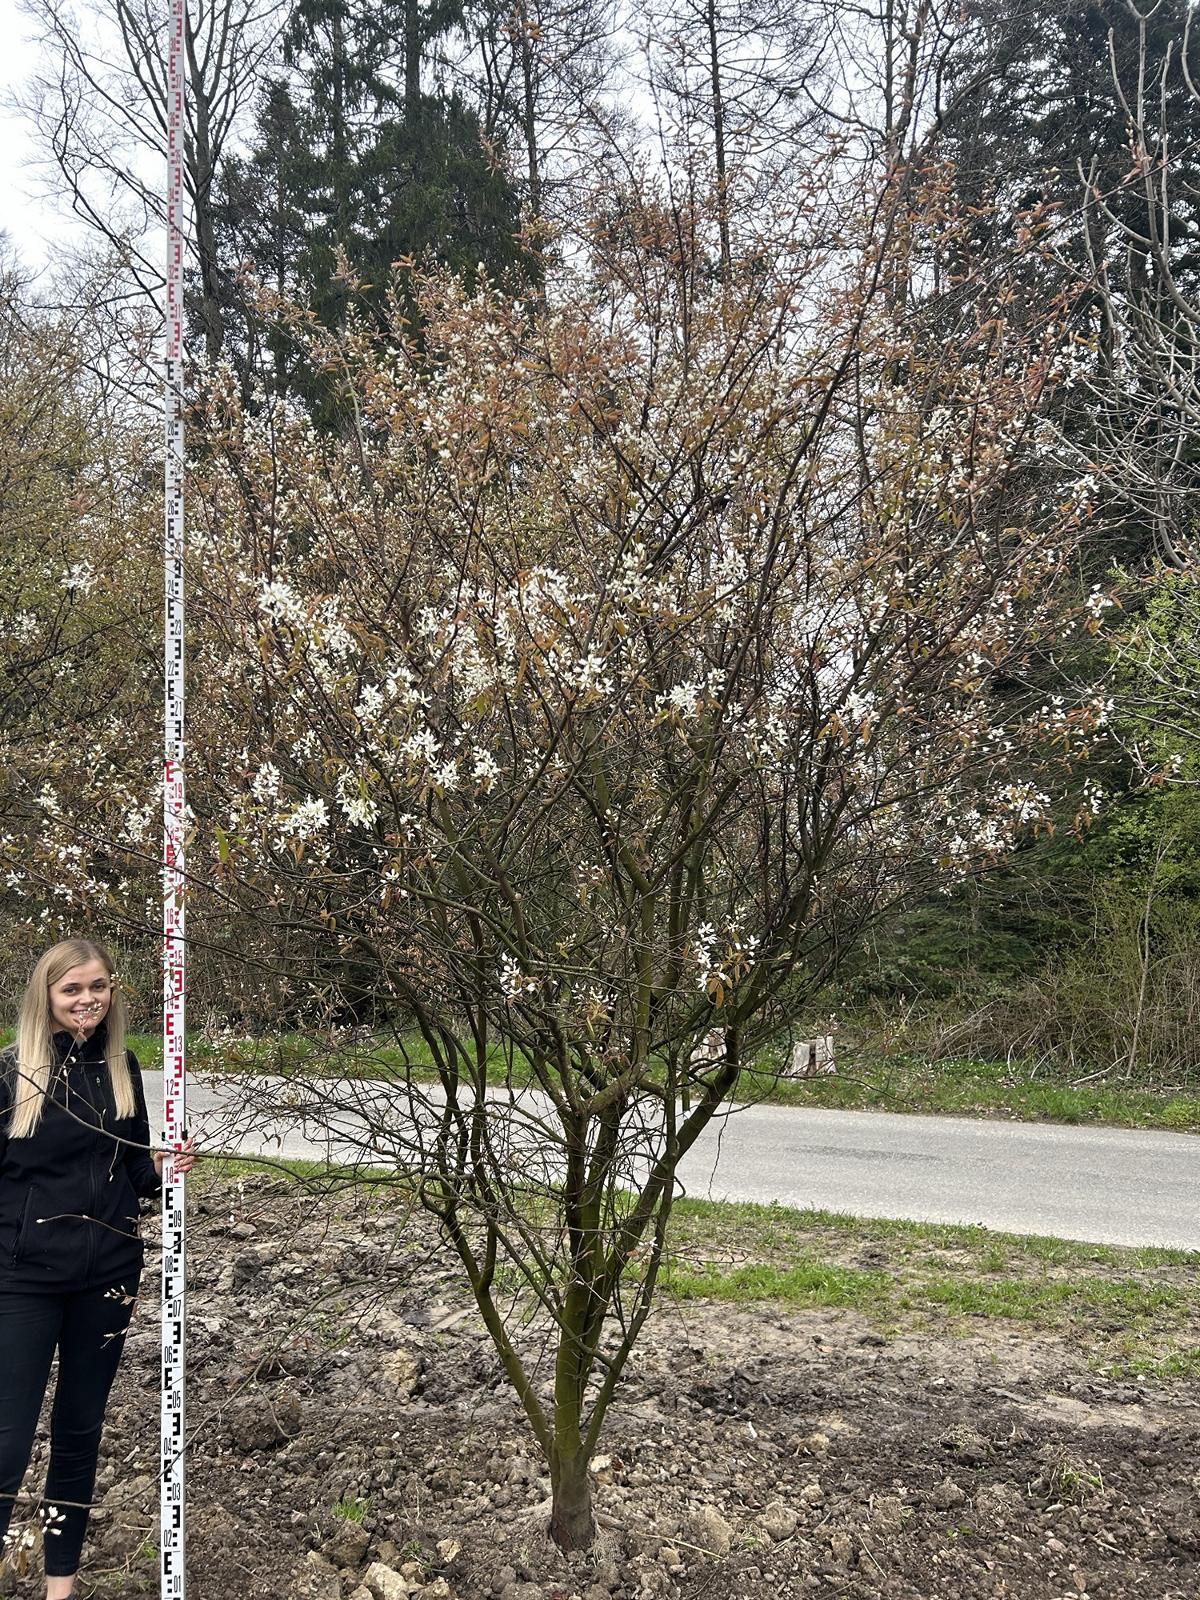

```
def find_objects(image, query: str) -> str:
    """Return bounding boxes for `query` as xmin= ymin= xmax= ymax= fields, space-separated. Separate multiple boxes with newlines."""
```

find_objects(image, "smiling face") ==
xmin=48 ymin=958 xmax=114 ymax=1038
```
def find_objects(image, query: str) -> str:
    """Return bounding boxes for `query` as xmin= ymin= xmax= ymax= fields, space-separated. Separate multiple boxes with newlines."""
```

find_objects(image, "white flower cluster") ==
xmin=567 ymin=646 xmax=613 ymax=697
xmin=471 ymin=747 xmax=499 ymax=790
xmin=123 ymin=801 xmax=154 ymax=844
xmin=449 ymin=634 xmax=494 ymax=698
xmin=61 ymin=560 xmax=96 ymax=594
xmin=251 ymin=762 xmax=282 ymax=801
xmin=313 ymin=601 xmax=356 ymax=659
xmin=385 ymin=658 xmax=426 ymax=712
xmin=336 ymin=775 xmax=379 ymax=828
xmin=714 ymin=542 xmax=748 ymax=619
xmin=1000 ymin=781 xmax=1050 ymax=826
xmin=1085 ymin=585 xmax=1111 ymax=621
xmin=402 ymin=726 xmax=440 ymax=768
xmin=516 ymin=566 xmax=570 ymax=625
xmin=1 ymin=610 xmax=41 ymax=643
xmin=499 ymin=953 xmax=539 ymax=1000
xmin=355 ymin=684 xmax=385 ymax=725
xmin=431 ymin=757 xmax=459 ymax=792
xmin=657 ymin=681 xmax=703 ymax=720
xmin=692 ymin=919 xmax=759 ymax=995
xmin=394 ymin=812 xmax=425 ymax=846
xmin=1081 ymin=778 xmax=1105 ymax=816
xmin=280 ymin=796 xmax=328 ymax=840
xmin=612 ymin=541 xmax=648 ymax=604
xmin=743 ymin=708 xmax=788 ymax=762
xmin=258 ymin=578 xmax=307 ymax=626
xmin=1089 ymin=696 xmax=1113 ymax=729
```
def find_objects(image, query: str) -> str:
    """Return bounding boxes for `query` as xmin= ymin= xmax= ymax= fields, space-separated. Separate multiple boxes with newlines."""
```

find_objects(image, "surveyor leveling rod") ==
xmin=161 ymin=0 xmax=187 ymax=1592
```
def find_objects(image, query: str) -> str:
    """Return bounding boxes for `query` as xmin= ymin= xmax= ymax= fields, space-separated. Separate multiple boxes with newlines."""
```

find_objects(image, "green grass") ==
xmin=1106 ymin=1345 xmax=1200 ymax=1379
xmin=190 ymin=1154 xmax=408 ymax=1198
xmin=660 ymin=1257 xmax=890 ymax=1308
xmin=664 ymin=1197 xmax=1200 ymax=1272
xmin=333 ymin=1495 xmax=369 ymax=1523
xmin=656 ymin=1196 xmax=1200 ymax=1372
xmin=737 ymin=1053 xmax=1200 ymax=1134
xmin=911 ymin=1274 xmax=1191 ymax=1322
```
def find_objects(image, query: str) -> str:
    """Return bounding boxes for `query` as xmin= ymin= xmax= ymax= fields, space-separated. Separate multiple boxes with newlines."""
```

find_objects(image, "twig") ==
xmin=856 ymin=1531 xmax=887 ymax=1577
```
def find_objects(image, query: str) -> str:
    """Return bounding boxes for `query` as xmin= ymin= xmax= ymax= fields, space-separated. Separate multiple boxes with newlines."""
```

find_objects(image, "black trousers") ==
xmin=0 ymin=1281 xmax=137 ymax=1576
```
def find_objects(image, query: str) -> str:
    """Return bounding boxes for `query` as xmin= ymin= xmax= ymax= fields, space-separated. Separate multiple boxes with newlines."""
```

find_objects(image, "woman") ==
xmin=0 ymin=938 xmax=195 ymax=1600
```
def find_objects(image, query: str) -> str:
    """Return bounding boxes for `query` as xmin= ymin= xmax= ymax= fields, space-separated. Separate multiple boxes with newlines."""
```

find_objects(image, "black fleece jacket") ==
xmin=0 ymin=1025 xmax=160 ymax=1292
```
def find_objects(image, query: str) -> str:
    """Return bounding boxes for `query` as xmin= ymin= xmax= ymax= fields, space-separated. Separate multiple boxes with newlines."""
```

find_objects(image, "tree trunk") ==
xmin=185 ymin=16 xmax=226 ymax=364
xmin=704 ymin=0 xmax=731 ymax=282
xmin=518 ymin=2 xmax=546 ymax=296
xmin=405 ymin=0 xmax=421 ymax=108
xmin=549 ymin=1444 xmax=595 ymax=1551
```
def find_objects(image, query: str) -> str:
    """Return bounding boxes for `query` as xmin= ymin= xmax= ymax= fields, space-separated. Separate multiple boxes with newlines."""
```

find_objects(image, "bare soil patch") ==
xmin=5 ymin=1175 xmax=1199 ymax=1600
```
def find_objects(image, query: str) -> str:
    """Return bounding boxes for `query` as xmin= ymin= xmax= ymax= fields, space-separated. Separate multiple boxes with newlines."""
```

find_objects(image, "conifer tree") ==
xmin=217 ymin=0 xmax=524 ymax=411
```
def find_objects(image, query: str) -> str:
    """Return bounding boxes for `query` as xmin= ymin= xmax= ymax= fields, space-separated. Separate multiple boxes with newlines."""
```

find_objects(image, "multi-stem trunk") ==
xmin=548 ymin=1123 xmax=605 ymax=1551
xmin=549 ymin=1422 xmax=595 ymax=1550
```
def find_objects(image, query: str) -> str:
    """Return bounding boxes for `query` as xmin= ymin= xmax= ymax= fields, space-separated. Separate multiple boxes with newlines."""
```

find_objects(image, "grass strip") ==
xmin=660 ymin=1258 xmax=891 ymax=1308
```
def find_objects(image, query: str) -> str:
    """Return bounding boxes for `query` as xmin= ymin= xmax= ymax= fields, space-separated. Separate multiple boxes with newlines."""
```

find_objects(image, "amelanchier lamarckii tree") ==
xmin=10 ymin=166 xmax=1107 ymax=1548
xmin=162 ymin=155 xmax=1112 ymax=1543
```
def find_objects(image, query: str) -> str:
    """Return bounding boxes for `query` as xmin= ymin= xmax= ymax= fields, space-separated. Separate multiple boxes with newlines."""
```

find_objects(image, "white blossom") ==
xmin=123 ymin=803 xmax=154 ymax=843
xmin=402 ymin=727 xmax=440 ymax=767
xmin=251 ymin=762 xmax=282 ymax=801
xmin=258 ymin=578 xmax=306 ymax=626
xmin=499 ymin=954 xmax=539 ymax=1000
xmin=471 ymin=748 xmax=500 ymax=790
xmin=355 ymin=684 xmax=385 ymax=725
xmin=657 ymin=681 xmax=703 ymax=720
xmin=339 ymin=792 xmax=379 ymax=827
xmin=281 ymin=796 xmax=329 ymax=839
xmin=60 ymin=561 xmax=96 ymax=594
xmin=1085 ymin=585 xmax=1112 ymax=620
xmin=569 ymin=647 xmax=613 ymax=696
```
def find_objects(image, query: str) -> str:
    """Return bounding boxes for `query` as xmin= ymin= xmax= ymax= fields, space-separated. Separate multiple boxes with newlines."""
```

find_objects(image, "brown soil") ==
xmin=4 ymin=1175 xmax=1199 ymax=1600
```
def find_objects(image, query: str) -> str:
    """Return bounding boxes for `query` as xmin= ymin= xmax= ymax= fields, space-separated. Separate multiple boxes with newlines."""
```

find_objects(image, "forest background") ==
xmin=1 ymin=0 xmax=1198 ymax=1087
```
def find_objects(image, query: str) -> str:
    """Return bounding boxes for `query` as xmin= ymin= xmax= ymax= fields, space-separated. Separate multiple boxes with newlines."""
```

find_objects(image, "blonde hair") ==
xmin=8 ymin=938 xmax=134 ymax=1138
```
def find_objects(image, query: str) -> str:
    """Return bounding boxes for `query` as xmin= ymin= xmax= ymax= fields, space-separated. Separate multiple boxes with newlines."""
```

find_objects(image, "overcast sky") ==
xmin=1 ymin=3 xmax=53 ymax=264
xmin=0 ymin=0 xmax=82 ymax=270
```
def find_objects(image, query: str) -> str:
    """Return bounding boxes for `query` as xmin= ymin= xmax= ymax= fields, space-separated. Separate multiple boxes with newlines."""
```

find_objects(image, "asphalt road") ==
xmin=143 ymin=1071 xmax=1200 ymax=1251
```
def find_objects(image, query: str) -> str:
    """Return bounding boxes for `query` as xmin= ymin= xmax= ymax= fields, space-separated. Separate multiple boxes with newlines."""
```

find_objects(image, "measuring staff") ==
xmin=161 ymin=0 xmax=189 ymax=1590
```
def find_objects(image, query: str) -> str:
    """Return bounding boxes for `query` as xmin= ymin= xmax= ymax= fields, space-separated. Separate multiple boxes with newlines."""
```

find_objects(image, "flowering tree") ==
xmin=148 ymin=162 xmax=1110 ymax=1545
xmin=0 ymin=275 xmax=161 ymax=992
xmin=0 ymin=160 xmax=1106 ymax=1545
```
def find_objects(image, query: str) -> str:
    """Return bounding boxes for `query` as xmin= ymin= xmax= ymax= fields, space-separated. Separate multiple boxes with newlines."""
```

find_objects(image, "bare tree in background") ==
xmin=639 ymin=0 xmax=831 ymax=277
xmin=1073 ymin=3 xmax=1200 ymax=573
xmin=16 ymin=0 xmax=282 ymax=363
xmin=454 ymin=0 xmax=626 ymax=277
xmin=1066 ymin=7 xmax=1200 ymax=783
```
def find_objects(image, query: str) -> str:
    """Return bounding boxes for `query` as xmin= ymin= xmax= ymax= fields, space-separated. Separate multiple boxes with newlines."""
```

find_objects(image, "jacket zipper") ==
xmin=85 ymin=1067 xmax=104 ymax=1283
